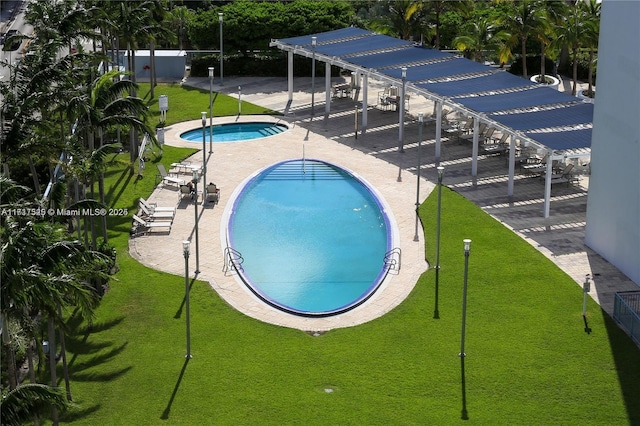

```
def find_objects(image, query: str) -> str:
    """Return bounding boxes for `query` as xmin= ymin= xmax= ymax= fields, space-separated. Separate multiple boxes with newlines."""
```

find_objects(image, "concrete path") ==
xmin=130 ymin=75 xmax=637 ymax=332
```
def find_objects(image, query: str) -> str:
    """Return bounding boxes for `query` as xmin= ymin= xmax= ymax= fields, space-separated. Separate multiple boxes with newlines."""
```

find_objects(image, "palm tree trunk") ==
xmin=58 ymin=305 xmax=72 ymax=401
xmin=27 ymin=340 xmax=36 ymax=383
xmin=2 ymin=311 xmax=18 ymax=390
xmin=48 ymin=317 xmax=59 ymax=425
xmin=571 ymin=47 xmax=579 ymax=96
xmin=521 ymin=38 xmax=528 ymax=79
xmin=150 ymin=40 xmax=156 ymax=99
xmin=540 ymin=44 xmax=546 ymax=81
xmin=28 ymin=155 xmax=42 ymax=196
xmin=587 ymin=49 xmax=595 ymax=96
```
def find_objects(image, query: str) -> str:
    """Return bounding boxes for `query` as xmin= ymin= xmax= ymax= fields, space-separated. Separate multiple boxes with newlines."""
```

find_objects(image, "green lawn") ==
xmin=56 ymin=85 xmax=640 ymax=425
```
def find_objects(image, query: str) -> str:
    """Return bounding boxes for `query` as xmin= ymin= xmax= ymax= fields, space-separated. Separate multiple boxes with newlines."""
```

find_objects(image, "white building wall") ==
xmin=585 ymin=0 xmax=640 ymax=286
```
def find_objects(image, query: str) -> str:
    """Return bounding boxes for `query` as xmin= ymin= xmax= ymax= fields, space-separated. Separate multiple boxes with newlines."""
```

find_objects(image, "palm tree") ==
xmin=452 ymin=16 xmax=510 ymax=63
xmin=554 ymin=2 xmax=589 ymax=95
xmin=580 ymin=0 xmax=601 ymax=97
xmin=501 ymin=0 xmax=547 ymax=79
xmin=0 ymin=383 xmax=68 ymax=426
xmin=369 ymin=0 xmax=424 ymax=40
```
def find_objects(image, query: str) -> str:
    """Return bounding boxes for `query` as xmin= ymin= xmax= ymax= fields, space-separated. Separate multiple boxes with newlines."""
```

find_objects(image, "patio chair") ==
xmin=132 ymin=214 xmax=172 ymax=234
xmin=205 ymin=183 xmax=220 ymax=204
xmin=156 ymin=164 xmax=184 ymax=187
xmin=138 ymin=203 xmax=175 ymax=221
xmin=179 ymin=183 xmax=195 ymax=202
xmin=139 ymin=197 xmax=176 ymax=214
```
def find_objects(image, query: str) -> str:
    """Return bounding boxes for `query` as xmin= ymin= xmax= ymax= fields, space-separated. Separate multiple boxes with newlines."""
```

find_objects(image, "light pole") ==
xmin=414 ymin=112 xmax=424 ymax=242
xmin=399 ymin=67 xmax=407 ymax=153
xmin=434 ymin=165 xmax=445 ymax=319
xmin=192 ymin=170 xmax=201 ymax=274
xmin=201 ymin=112 xmax=207 ymax=193
xmin=238 ymin=86 xmax=242 ymax=115
xmin=208 ymin=67 xmax=214 ymax=153
xmin=582 ymin=274 xmax=591 ymax=317
xmin=311 ymin=36 xmax=317 ymax=117
xmin=460 ymin=239 xmax=472 ymax=358
xmin=219 ymin=12 xmax=223 ymax=86
xmin=460 ymin=238 xmax=471 ymax=420
xmin=182 ymin=240 xmax=192 ymax=359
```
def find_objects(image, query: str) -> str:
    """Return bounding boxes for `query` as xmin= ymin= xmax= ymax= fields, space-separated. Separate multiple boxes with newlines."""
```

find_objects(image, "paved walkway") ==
xmin=130 ymin=75 xmax=638 ymax=332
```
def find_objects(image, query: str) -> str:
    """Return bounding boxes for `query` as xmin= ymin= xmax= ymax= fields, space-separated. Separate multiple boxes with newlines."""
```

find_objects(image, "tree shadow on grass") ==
xmin=68 ymin=342 xmax=129 ymax=374
xmin=60 ymin=402 xmax=102 ymax=423
xmin=602 ymin=309 xmax=640 ymax=424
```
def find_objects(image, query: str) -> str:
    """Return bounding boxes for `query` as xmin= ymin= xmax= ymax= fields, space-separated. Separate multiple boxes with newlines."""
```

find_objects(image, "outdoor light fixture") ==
xmin=399 ymin=67 xmax=407 ymax=153
xmin=434 ymin=165 xmax=445 ymax=319
xmin=208 ymin=67 xmax=214 ymax=153
xmin=192 ymin=169 xmax=200 ymax=274
xmin=182 ymin=240 xmax=192 ymax=358
xmin=200 ymin=112 xmax=207 ymax=195
xmin=219 ymin=13 xmax=224 ymax=85
xmin=238 ymin=86 xmax=242 ymax=115
xmin=414 ymin=112 xmax=424 ymax=242
xmin=311 ymin=36 xmax=317 ymax=117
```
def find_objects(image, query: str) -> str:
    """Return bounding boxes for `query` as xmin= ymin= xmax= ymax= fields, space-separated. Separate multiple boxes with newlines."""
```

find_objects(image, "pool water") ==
xmin=228 ymin=159 xmax=392 ymax=316
xmin=180 ymin=122 xmax=288 ymax=142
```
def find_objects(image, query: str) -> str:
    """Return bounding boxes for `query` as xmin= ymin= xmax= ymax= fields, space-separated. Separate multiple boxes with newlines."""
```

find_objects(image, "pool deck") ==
xmin=130 ymin=75 xmax=638 ymax=332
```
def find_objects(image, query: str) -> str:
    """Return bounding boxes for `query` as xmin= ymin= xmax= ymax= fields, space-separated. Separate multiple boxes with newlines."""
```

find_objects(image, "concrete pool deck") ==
xmin=130 ymin=76 xmax=638 ymax=332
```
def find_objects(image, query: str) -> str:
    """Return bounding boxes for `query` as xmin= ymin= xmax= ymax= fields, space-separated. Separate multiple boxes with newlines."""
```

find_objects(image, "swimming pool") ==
xmin=180 ymin=122 xmax=288 ymax=142
xmin=226 ymin=159 xmax=396 ymax=317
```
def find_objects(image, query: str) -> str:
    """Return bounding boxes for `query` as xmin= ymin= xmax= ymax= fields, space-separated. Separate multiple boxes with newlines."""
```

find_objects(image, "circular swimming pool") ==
xmin=180 ymin=121 xmax=288 ymax=142
xmin=226 ymin=159 xmax=395 ymax=317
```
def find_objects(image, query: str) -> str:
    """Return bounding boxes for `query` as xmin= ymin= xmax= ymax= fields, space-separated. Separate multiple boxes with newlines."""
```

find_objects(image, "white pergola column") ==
xmin=325 ymin=62 xmax=331 ymax=117
xmin=362 ymin=74 xmax=369 ymax=130
xmin=435 ymin=101 xmax=442 ymax=163
xmin=287 ymin=51 xmax=293 ymax=102
xmin=507 ymin=135 xmax=516 ymax=196
xmin=543 ymin=150 xmax=553 ymax=218
xmin=471 ymin=118 xmax=479 ymax=176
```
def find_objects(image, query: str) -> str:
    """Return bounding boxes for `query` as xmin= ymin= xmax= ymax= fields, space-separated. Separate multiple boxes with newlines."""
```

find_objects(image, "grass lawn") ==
xmin=55 ymin=85 xmax=640 ymax=425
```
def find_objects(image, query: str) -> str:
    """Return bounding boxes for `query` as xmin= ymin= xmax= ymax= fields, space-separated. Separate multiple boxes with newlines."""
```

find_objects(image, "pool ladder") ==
xmin=223 ymin=247 xmax=244 ymax=275
xmin=384 ymin=247 xmax=401 ymax=275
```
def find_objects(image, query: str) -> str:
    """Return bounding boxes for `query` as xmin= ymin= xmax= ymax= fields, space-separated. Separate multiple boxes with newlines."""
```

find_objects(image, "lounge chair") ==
xmin=156 ymin=164 xmax=184 ymax=187
xmin=138 ymin=203 xmax=175 ymax=220
xmin=139 ymin=197 xmax=176 ymax=214
xmin=132 ymin=214 xmax=172 ymax=234
xmin=205 ymin=183 xmax=220 ymax=204
xmin=459 ymin=122 xmax=487 ymax=143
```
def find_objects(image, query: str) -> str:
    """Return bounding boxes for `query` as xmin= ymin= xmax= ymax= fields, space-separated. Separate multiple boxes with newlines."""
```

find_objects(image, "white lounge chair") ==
xmin=156 ymin=164 xmax=184 ymax=187
xmin=132 ymin=214 xmax=172 ymax=234
xmin=139 ymin=197 xmax=176 ymax=213
xmin=138 ymin=203 xmax=175 ymax=220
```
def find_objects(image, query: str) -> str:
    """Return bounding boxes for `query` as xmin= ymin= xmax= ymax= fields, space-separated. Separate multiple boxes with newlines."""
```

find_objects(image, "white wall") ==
xmin=585 ymin=0 xmax=640 ymax=286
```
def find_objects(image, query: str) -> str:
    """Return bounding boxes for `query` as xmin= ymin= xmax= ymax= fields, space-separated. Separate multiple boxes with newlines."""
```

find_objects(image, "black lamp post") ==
xmin=200 ymin=112 xmax=207 ymax=193
xmin=414 ymin=112 xmax=423 ymax=242
xmin=434 ymin=165 xmax=445 ymax=319
xmin=460 ymin=238 xmax=471 ymax=420
xmin=208 ymin=67 xmax=214 ymax=153
xmin=182 ymin=240 xmax=192 ymax=359
xmin=311 ymin=36 xmax=317 ymax=117
xmin=399 ymin=67 xmax=407 ymax=153
xmin=219 ymin=13 xmax=223 ymax=86
xmin=192 ymin=170 xmax=201 ymax=274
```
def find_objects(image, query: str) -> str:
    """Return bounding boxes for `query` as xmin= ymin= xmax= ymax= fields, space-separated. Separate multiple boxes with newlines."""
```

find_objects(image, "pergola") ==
xmin=270 ymin=27 xmax=593 ymax=218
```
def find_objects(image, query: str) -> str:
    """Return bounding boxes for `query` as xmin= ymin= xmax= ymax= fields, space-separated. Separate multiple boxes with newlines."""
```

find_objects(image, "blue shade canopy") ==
xmin=381 ymin=58 xmax=491 ymax=82
xmin=315 ymin=35 xmax=412 ymax=57
xmin=490 ymin=103 xmax=594 ymax=131
xmin=418 ymin=72 xmax=536 ymax=97
xmin=457 ymin=87 xmax=580 ymax=113
xmin=525 ymin=128 xmax=593 ymax=151
xmin=278 ymin=27 xmax=371 ymax=48
xmin=349 ymin=46 xmax=449 ymax=69
xmin=272 ymin=28 xmax=593 ymax=153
